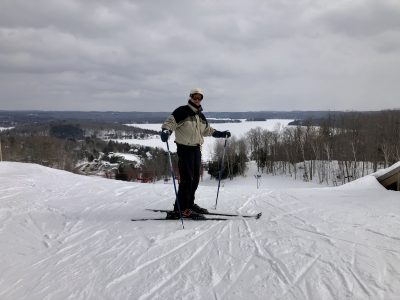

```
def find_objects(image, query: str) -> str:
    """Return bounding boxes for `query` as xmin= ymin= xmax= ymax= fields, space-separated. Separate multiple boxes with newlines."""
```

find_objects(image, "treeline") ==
xmin=208 ymin=137 xmax=248 ymax=180
xmin=0 ymin=122 xmax=170 ymax=179
xmin=3 ymin=111 xmax=400 ymax=186
xmin=0 ymin=111 xmax=170 ymax=126
xmin=7 ymin=121 xmax=158 ymax=139
xmin=0 ymin=135 xmax=79 ymax=171
xmin=1 ymin=110 xmax=355 ymax=127
xmin=245 ymin=110 xmax=400 ymax=185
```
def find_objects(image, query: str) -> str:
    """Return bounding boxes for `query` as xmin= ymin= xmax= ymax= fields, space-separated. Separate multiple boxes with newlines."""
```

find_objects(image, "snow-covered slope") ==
xmin=1 ymin=162 xmax=400 ymax=300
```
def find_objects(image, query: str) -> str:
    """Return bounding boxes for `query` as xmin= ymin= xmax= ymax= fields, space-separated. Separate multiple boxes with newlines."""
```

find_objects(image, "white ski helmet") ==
xmin=190 ymin=88 xmax=204 ymax=99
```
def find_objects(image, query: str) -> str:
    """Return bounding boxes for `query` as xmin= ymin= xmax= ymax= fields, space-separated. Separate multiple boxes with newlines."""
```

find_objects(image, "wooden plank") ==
xmin=380 ymin=175 xmax=398 ymax=187
xmin=398 ymin=173 xmax=400 ymax=191
xmin=377 ymin=165 xmax=400 ymax=182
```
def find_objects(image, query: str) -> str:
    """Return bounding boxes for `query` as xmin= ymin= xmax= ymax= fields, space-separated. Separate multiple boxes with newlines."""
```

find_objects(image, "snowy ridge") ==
xmin=1 ymin=161 xmax=400 ymax=299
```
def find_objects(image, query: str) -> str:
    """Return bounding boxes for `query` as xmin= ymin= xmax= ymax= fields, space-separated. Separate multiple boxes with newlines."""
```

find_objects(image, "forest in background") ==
xmin=0 ymin=122 xmax=170 ymax=180
xmin=241 ymin=110 xmax=400 ymax=185
xmin=1 ymin=110 xmax=399 ymax=186
xmin=0 ymin=110 xmax=352 ymax=126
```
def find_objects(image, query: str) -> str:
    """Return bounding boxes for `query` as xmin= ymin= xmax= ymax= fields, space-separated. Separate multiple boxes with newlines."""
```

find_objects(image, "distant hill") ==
xmin=0 ymin=110 xmax=351 ymax=126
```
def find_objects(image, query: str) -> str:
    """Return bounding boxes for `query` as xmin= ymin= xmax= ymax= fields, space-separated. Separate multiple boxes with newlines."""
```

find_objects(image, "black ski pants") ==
xmin=175 ymin=144 xmax=201 ymax=211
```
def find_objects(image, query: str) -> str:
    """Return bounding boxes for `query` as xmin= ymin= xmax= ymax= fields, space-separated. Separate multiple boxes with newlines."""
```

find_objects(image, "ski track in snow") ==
xmin=137 ymin=222 xmax=229 ymax=300
xmin=106 ymin=222 xmax=223 ymax=288
xmin=1 ymin=162 xmax=400 ymax=299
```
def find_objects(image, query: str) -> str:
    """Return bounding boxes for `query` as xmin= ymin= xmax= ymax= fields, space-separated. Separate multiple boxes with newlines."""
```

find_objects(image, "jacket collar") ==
xmin=188 ymin=99 xmax=203 ymax=113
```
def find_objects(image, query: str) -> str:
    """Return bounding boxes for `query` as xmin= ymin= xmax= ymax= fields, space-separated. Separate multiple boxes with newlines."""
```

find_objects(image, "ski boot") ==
xmin=182 ymin=209 xmax=206 ymax=220
xmin=192 ymin=203 xmax=209 ymax=214
xmin=166 ymin=211 xmax=180 ymax=220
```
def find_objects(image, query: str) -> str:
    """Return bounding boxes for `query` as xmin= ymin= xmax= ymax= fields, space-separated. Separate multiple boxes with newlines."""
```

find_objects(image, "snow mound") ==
xmin=337 ymin=175 xmax=387 ymax=191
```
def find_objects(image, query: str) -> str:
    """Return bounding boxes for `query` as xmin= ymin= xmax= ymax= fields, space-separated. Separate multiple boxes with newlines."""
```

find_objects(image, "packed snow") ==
xmin=116 ymin=119 xmax=293 ymax=161
xmin=1 ymin=161 xmax=400 ymax=299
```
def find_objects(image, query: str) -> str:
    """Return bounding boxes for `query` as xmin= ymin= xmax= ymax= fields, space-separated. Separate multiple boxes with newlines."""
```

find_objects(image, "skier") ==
xmin=161 ymin=88 xmax=231 ymax=219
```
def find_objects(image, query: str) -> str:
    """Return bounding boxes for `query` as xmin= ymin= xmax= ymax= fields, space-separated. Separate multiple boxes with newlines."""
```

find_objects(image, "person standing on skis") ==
xmin=161 ymin=88 xmax=231 ymax=219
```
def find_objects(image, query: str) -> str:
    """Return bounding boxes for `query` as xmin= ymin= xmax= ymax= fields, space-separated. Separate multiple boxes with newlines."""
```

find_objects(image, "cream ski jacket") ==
xmin=162 ymin=101 xmax=215 ymax=146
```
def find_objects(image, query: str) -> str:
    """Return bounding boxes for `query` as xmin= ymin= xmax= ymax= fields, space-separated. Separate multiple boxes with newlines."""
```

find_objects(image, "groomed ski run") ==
xmin=1 ymin=161 xmax=400 ymax=300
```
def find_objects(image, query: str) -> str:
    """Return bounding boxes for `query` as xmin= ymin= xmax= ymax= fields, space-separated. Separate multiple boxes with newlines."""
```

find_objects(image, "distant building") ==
xmin=376 ymin=164 xmax=400 ymax=191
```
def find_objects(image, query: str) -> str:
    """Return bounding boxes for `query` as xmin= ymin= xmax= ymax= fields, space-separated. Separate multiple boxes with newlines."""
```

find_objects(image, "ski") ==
xmin=146 ymin=209 xmax=262 ymax=219
xmin=131 ymin=217 xmax=229 ymax=222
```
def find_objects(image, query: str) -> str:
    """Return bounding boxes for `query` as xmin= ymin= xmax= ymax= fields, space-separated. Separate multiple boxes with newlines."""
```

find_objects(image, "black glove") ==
xmin=212 ymin=130 xmax=231 ymax=138
xmin=160 ymin=129 xmax=172 ymax=142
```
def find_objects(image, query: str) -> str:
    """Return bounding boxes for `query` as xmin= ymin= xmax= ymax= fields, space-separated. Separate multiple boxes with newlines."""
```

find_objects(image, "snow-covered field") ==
xmin=1 ymin=161 xmax=400 ymax=300
xmin=116 ymin=119 xmax=293 ymax=161
xmin=0 ymin=127 xmax=13 ymax=131
xmin=112 ymin=152 xmax=142 ymax=166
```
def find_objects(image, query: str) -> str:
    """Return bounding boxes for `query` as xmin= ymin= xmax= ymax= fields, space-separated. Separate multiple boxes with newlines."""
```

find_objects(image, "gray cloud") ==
xmin=317 ymin=0 xmax=400 ymax=37
xmin=0 ymin=0 xmax=400 ymax=112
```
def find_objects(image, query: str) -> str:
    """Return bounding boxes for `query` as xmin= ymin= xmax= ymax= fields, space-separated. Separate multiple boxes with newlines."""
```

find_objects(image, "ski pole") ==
xmin=215 ymin=137 xmax=228 ymax=210
xmin=166 ymin=140 xmax=184 ymax=229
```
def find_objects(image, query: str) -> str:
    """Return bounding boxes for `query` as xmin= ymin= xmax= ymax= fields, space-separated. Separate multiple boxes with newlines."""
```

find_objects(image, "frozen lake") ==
xmin=119 ymin=119 xmax=294 ymax=161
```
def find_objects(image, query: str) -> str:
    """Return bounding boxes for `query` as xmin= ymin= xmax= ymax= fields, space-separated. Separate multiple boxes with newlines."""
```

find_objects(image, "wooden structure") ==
xmin=376 ymin=164 xmax=400 ymax=191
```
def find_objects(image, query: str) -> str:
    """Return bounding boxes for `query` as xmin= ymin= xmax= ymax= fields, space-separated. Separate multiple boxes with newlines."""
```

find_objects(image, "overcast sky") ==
xmin=1 ymin=0 xmax=400 ymax=112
